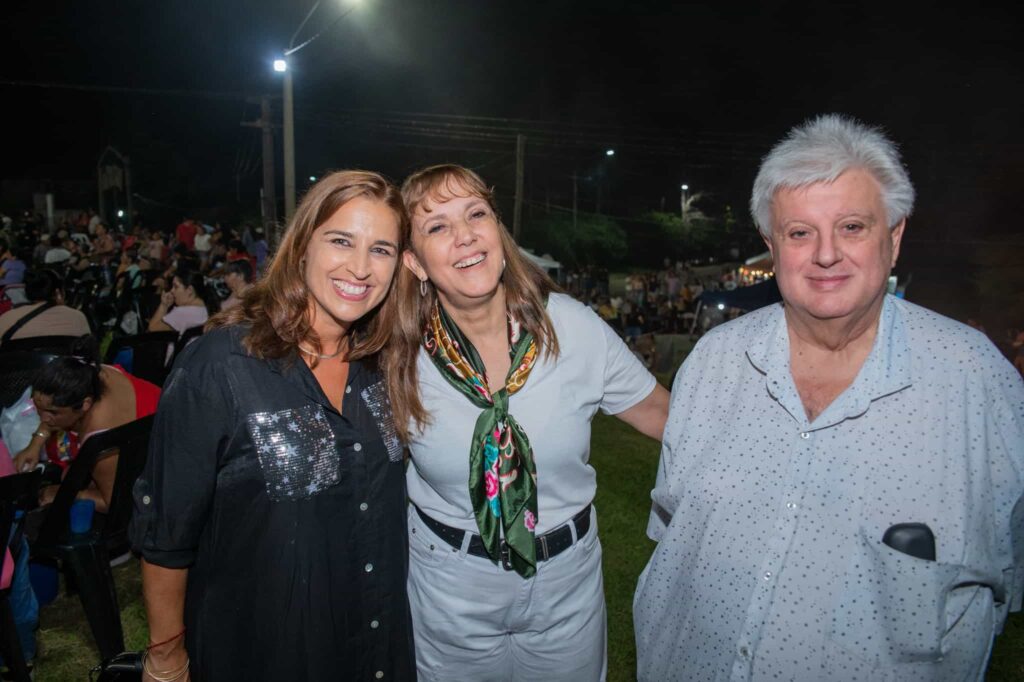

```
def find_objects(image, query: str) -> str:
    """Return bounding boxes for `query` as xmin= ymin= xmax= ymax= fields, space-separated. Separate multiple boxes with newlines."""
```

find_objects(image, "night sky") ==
xmin=4 ymin=1 xmax=1022 ymax=317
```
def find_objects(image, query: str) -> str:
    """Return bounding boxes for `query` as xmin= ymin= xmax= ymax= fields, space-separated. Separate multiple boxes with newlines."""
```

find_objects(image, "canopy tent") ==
xmin=520 ymin=248 xmax=562 ymax=272
xmin=698 ymin=277 xmax=781 ymax=312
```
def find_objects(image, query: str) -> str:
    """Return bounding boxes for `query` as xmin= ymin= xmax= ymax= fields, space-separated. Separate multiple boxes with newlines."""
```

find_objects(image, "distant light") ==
xmin=681 ymin=184 xmax=689 ymax=191
xmin=273 ymin=59 xmax=287 ymax=73
xmin=717 ymin=303 xmax=725 ymax=310
xmin=117 ymin=210 xmax=124 ymax=218
xmin=605 ymin=149 xmax=615 ymax=156
xmin=309 ymin=175 xmax=317 ymax=182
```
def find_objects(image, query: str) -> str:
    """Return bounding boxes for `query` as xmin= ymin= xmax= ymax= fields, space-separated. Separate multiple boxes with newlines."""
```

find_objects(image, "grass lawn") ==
xmin=28 ymin=383 xmax=1024 ymax=679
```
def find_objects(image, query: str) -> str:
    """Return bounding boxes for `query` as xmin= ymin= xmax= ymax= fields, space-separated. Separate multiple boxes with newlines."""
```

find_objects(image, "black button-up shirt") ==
xmin=130 ymin=326 xmax=415 ymax=681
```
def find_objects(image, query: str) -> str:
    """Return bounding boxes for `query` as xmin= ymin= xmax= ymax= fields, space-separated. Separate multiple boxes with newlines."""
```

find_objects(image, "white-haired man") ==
xmin=634 ymin=114 xmax=1024 ymax=681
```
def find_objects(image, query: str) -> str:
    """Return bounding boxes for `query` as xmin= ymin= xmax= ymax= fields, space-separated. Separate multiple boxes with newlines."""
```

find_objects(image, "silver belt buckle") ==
xmin=500 ymin=540 xmax=514 ymax=571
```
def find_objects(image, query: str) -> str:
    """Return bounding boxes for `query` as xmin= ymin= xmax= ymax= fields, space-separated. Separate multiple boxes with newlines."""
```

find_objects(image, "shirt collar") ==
xmin=747 ymin=295 xmax=913 ymax=429
xmin=227 ymin=330 xmax=367 ymax=416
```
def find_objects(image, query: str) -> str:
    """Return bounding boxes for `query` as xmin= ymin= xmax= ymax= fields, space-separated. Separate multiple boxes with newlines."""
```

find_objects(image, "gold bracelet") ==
xmin=142 ymin=650 xmax=190 ymax=682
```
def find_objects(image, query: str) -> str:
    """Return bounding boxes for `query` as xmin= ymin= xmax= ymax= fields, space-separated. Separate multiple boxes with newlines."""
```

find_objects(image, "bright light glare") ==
xmin=309 ymin=176 xmax=317 ymax=182
xmin=273 ymin=59 xmax=287 ymax=73
xmin=681 ymin=184 xmax=689 ymax=191
xmin=117 ymin=210 xmax=124 ymax=218
xmin=605 ymin=149 xmax=615 ymax=156
xmin=717 ymin=303 xmax=725 ymax=310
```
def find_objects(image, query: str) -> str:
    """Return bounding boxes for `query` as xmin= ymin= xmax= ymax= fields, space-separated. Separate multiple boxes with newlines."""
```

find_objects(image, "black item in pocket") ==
xmin=883 ymin=522 xmax=936 ymax=561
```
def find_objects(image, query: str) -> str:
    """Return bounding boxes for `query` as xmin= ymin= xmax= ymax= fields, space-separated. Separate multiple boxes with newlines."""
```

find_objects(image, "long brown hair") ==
xmin=384 ymin=164 xmax=560 ymax=442
xmin=209 ymin=169 xmax=407 ymax=364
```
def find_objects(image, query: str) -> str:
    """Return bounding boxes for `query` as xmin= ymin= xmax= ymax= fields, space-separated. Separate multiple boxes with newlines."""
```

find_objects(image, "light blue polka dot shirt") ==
xmin=635 ymin=295 xmax=1024 ymax=682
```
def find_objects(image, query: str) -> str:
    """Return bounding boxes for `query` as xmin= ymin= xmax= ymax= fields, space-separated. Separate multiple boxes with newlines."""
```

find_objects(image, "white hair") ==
xmin=750 ymin=114 xmax=915 ymax=237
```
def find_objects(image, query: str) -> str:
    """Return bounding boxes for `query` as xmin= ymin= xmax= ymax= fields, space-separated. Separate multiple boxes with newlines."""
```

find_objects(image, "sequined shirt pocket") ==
xmin=246 ymin=405 xmax=340 ymax=501
xmin=361 ymin=380 xmax=403 ymax=462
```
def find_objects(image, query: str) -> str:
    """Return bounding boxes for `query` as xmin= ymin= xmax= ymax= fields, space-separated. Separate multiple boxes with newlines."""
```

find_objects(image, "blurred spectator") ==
xmin=227 ymin=239 xmax=257 ymax=273
xmin=147 ymin=267 xmax=215 ymax=335
xmin=32 ymin=233 xmax=50 ymax=263
xmin=90 ymin=223 xmax=117 ymax=264
xmin=251 ymin=226 xmax=269 ymax=272
xmin=0 ymin=241 xmax=28 ymax=286
xmin=175 ymin=216 xmax=198 ymax=251
xmin=0 ymin=269 xmax=90 ymax=345
xmin=220 ymin=259 xmax=254 ymax=311
xmin=43 ymin=234 xmax=72 ymax=265
xmin=194 ymin=224 xmax=213 ymax=270
xmin=146 ymin=229 xmax=167 ymax=263
xmin=12 ymin=336 xmax=161 ymax=512
xmin=87 ymin=209 xmax=102 ymax=235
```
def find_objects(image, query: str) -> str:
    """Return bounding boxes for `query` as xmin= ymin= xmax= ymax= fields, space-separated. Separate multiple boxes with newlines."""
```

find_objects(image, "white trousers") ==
xmin=407 ymin=505 xmax=608 ymax=682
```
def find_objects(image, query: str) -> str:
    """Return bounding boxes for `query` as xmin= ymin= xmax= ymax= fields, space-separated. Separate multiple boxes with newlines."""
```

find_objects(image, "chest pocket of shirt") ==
xmin=246 ymin=404 xmax=340 ymax=502
xmin=825 ymin=528 xmax=982 ymax=677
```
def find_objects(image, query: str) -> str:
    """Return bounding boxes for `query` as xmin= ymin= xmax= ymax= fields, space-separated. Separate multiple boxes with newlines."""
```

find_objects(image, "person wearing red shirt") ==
xmin=175 ymin=217 xmax=198 ymax=251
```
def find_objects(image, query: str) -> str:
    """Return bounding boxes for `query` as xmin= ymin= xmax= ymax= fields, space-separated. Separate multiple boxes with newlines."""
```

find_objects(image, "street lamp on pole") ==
xmin=680 ymin=184 xmax=689 ymax=220
xmin=274 ymin=0 xmax=361 ymax=222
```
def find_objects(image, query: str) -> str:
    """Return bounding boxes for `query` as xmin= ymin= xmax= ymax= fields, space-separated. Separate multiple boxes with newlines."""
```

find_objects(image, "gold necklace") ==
xmin=298 ymin=343 xmax=345 ymax=360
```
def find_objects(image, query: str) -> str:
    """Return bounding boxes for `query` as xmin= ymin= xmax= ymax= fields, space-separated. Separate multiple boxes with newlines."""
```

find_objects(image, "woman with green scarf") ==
xmin=384 ymin=164 xmax=670 ymax=681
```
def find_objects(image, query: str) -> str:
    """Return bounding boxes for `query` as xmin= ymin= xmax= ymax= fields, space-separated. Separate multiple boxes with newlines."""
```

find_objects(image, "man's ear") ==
xmin=889 ymin=218 xmax=906 ymax=267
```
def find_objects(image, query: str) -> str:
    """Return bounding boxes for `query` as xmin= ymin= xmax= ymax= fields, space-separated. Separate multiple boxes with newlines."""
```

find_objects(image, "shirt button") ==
xmin=353 ymin=442 xmax=363 ymax=452
xmin=365 ymin=563 xmax=374 ymax=573
xmin=360 ymin=502 xmax=369 ymax=511
xmin=142 ymin=495 xmax=151 ymax=505
xmin=370 ymin=619 xmax=379 ymax=629
xmin=799 ymin=432 xmax=810 ymax=439
xmin=764 ymin=571 xmax=772 ymax=580
xmin=786 ymin=502 xmax=797 ymax=509
xmin=375 ymin=672 xmax=384 ymax=679
xmin=739 ymin=645 xmax=750 ymax=657
xmin=345 ymin=385 xmax=352 ymax=394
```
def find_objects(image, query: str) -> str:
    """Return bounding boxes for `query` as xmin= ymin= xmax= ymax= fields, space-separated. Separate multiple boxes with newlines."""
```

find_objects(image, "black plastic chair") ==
xmin=104 ymin=331 xmax=177 ymax=387
xmin=31 ymin=415 xmax=154 ymax=662
xmin=0 ymin=471 xmax=41 ymax=682
xmin=171 ymin=324 xmax=204 ymax=366
xmin=0 ymin=334 xmax=84 ymax=355
xmin=0 ymin=351 xmax=59 ymax=409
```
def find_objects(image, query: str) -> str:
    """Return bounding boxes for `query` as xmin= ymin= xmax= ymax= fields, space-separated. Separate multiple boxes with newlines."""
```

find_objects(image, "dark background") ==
xmin=3 ymin=1 xmax=1022 ymax=326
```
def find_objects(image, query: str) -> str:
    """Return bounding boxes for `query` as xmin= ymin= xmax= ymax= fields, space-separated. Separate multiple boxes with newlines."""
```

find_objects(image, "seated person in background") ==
xmin=219 ymin=258 xmax=253 ymax=311
xmin=632 ymin=332 xmax=658 ymax=370
xmin=0 ymin=241 xmax=27 ymax=286
xmin=147 ymin=267 xmax=215 ymax=335
xmin=0 ymin=269 xmax=90 ymax=346
xmin=226 ymin=238 xmax=258 ymax=273
xmin=12 ymin=336 xmax=161 ymax=512
xmin=114 ymin=248 xmax=145 ymax=293
xmin=43 ymin=234 xmax=72 ymax=265
xmin=0 ymin=440 xmax=39 ymax=671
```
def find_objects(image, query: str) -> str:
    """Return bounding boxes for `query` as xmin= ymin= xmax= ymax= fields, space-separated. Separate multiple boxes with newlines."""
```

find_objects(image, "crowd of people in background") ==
xmin=0 ymin=208 xmax=265 ymax=348
xmin=2 ymin=208 xmax=1022 ymax=379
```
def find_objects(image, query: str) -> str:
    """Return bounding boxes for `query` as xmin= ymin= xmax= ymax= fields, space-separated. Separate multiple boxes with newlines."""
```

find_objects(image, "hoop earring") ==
xmin=420 ymin=279 xmax=428 ymax=297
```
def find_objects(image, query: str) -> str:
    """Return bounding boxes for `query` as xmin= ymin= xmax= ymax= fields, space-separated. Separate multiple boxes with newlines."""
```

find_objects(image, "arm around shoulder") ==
xmin=615 ymin=382 xmax=670 ymax=441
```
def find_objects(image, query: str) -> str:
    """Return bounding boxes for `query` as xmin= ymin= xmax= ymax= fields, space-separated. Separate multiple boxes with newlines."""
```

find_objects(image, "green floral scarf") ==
xmin=423 ymin=300 xmax=540 ymax=578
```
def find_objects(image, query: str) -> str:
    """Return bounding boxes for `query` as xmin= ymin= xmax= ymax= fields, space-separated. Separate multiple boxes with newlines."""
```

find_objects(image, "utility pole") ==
xmin=283 ymin=69 xmax=296 ymax=222
xmin=241 ymin=96 xmax=279 ymax=243
xmin=513 ymin=133 xmax=526 ymax=240
xmin=124 ymin=155 xmax=133 ymax=230
xmin=571 ymin=172 xmax=578 ymax=231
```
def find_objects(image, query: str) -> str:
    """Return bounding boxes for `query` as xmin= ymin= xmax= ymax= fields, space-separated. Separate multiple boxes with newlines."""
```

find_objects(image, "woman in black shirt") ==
xmin=130 ymin=170 xmax=415 ymax=681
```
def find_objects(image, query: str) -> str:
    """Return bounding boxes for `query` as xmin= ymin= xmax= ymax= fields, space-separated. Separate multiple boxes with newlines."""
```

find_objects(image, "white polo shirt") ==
xmin=407 ymin=293 xmax=657 ymax=535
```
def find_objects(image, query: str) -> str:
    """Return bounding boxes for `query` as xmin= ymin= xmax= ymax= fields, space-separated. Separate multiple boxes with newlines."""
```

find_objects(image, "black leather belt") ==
xmin=415 ymin=504 xmax=592 ymax=571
